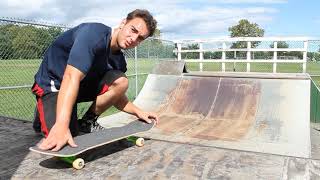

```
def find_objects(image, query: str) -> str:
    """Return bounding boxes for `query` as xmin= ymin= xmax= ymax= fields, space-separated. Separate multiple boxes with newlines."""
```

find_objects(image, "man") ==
xmin=32 ymin=9 xmax=159 ymax=152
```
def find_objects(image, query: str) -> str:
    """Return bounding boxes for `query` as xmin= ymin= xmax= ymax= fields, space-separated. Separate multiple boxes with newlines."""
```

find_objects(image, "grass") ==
xmin=0 ymin=59 xmax=153 ymax=120
xmin=186 ymin=61 xmax=320 ymax=74
xmin=0 ymin=59 xmax=41 ymax=86
xmin=1 ymin=59 xmax=320 ymax=121
xmin=0 ymin=88 xmax=36 ymax=120
xmin=0 ymin=59 xmax=157 ymax=87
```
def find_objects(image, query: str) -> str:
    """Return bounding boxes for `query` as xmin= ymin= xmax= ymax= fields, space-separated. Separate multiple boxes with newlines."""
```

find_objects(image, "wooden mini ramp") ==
xmin=99 ymin=62 xmax=311 ymax=158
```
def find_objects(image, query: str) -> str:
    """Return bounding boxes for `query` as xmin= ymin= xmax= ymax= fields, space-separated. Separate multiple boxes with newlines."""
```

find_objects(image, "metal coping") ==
xmin=183 ymin=71 xmax=310 ymax=80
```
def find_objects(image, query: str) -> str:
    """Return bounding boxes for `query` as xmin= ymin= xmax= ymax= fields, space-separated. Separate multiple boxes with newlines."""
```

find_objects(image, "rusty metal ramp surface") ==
xmin=99 ymin=73 xmax=311 ymax=158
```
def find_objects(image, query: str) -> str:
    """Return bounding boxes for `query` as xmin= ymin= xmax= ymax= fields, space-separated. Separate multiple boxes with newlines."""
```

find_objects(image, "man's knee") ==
xmin=99 ymin=70 xmax=128 ymax=96
xmin=112 ymin=77 xmax=128 ymax=92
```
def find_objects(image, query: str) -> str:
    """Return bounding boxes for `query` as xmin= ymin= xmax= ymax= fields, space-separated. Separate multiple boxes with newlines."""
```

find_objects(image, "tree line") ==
xmin=0 ymin=20 xmax=319 ymax=61
xmin=0 ymin=23 xmax=175 ymax=60
xmin=0 ymin=24 xmax=63 ymax=59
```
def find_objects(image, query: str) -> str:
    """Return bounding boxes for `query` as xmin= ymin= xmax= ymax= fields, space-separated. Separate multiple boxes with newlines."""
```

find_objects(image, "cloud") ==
xmin=0 ymin=0 xmax=281 ymax=40
xmin=157 ymin=6 xmax=275 ymax=39
xmin=206 ymin=0 xmax=287 ymax=4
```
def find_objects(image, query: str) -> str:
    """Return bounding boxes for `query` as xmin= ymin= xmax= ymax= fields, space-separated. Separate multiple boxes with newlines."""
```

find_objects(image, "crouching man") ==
xmin=32 ymin=9 xmax=159 ymax=151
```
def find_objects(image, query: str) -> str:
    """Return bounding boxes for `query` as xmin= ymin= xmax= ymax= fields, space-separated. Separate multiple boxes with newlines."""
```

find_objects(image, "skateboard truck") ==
xmin=126 ymin=136 xmax=145 ymax=147
xmin=59 ymin=156 xmax=85 ymax=170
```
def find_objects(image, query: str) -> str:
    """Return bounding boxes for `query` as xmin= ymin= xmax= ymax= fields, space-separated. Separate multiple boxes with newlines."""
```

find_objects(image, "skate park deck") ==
xmin=2 ymin=61 xmax=320 ymax=179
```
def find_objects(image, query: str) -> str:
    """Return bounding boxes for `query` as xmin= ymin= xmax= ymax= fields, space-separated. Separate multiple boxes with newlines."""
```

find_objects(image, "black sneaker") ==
xmin=33 ymin=119 xmax=42 ymax=133
xmin=33 ymin=108 xmax=41 ymax=133
xmin=78 ymin=114 xmax=104 ymax=133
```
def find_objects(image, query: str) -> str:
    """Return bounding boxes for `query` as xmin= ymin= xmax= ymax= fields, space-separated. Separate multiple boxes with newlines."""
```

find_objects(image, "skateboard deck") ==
xmin=29 ymin=120 xmax=155 ymax=169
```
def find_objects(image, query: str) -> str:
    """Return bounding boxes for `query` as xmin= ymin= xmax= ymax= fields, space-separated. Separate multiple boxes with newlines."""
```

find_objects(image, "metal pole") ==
xmin=247 ymin=41 xmax=251 ymax=72
xmin=222 ymin=42 xmax=226 ymax=72
xmin=303 ymin=41 xmax=308 ymax=73
xmin=273 ymin=41 xmax=278 ymax=73
xmin=135 ymin=47 xmax=138 ymax=97
xmin=177 ymin=43 xmax=182 ymax=61
xmin=199 ymin=42 xmax=203 ymax=72
xmin=233 ymin=51 xmax=236 ymax=72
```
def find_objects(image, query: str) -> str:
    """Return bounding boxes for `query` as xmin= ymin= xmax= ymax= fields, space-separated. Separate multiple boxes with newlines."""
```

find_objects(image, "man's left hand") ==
xmin=136 ymin=111 xmax=159 ymax=125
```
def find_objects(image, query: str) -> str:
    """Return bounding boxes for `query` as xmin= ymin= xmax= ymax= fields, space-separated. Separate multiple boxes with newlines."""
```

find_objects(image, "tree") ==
xmin=137 ymin=38 xmax=174 ymax=59
xmin=47 ymin=27 xmax=63 ymax=39
xmin=204 ymin=51 xmax=222 ymax=59
xmin=152 ymin=29 xmax=161 ymax=38
xmin=270 ymin=41 xmax=289 ymax=49
xmin=12 ymin=26 xmax=34 ymax=59
xmin=229 ymin=19 xmax=265 ymax=38
xmin=35 ymin=27 xmax=61 ymax=58
xmin=270 ymin=41 xmax=289 ymax=58
xmin=0 ymin=24 xmax=64 ymax=60
xmin=270 ymin=41 xmax=305 ymax=60
xmin=136 ymin=28 xmax=176 ymax=59
xmin=228 ymin=19 xmax=265 ymax=59
xmin=308 ymin=52 xmax=320 ymax=62
xmin=182 ymin=44 xmax=199 ymax=59
xmin=228 ymin=19 xmax=264 ymax=48
xmin=0 ymin=24 xmax=16 ymax=59
xmin=314 ymin=53 xmax=320 ymax=61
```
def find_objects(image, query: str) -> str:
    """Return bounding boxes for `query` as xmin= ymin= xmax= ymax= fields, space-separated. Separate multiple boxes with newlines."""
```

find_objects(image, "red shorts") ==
xmin=32 ymin=70 xmax=126 ymax=137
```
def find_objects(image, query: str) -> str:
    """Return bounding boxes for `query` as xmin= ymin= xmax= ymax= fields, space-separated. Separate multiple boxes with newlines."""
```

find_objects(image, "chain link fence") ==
xmin=2 ymin=17 xmax=319 ymax=121
xmin=0 ymin=18 xmax=176 ymax=121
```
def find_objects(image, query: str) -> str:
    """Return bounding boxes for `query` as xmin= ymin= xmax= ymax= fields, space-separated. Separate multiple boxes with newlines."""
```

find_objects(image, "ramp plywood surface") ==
xmin=101 ymin=73 xmax=311 ymax=158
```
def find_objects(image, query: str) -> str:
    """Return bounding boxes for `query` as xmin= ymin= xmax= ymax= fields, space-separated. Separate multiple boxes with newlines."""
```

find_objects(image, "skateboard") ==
xmin=29 ymin=120 xmax=155 ymax=170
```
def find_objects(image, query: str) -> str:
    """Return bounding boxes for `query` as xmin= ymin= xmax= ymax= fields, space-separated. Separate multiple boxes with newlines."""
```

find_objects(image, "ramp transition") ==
xmin=100 ymin=69 xmax=311 ymax=158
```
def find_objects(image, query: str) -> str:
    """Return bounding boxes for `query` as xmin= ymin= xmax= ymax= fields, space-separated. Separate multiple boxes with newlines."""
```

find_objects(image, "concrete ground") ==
xmin=1 ymin=117 xmax=320 ymax=180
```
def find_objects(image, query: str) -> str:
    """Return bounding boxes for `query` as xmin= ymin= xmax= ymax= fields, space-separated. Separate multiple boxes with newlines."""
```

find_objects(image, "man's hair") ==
xmin=126 ymin=9 xmax=157 ymax=37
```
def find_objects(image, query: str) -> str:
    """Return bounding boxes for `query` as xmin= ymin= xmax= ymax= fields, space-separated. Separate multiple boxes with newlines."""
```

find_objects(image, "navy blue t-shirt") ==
xmin=34 ymin=23 xmax=127 ymax=95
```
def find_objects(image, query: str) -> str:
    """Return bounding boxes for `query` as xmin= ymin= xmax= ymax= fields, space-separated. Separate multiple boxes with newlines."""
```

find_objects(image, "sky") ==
xmin=0 ymin=0 xmax=319 ymax=41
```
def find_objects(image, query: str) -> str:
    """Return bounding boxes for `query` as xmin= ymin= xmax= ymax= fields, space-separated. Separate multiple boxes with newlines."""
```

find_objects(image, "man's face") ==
xmin=117 ymin=17 xmax=149 ymax=49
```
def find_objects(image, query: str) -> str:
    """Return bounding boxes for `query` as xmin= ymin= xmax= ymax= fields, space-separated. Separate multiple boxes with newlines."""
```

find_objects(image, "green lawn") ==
xmin=0 ymin=58 xmax=152 ymax=120
xmin=0 ymin=59 xmax=41 ymax=86
xmin=0 ymin=59 xmax=156 ymax=87
xmin=1 ymin=59 xmax=320 ymax=121
xmin=186 ymin=61 xmax=320 ymax=74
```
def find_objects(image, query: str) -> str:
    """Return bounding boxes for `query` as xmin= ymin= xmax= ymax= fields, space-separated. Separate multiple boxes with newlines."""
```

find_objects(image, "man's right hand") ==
xmin=38 ymin=123 xmax=77 ymax=151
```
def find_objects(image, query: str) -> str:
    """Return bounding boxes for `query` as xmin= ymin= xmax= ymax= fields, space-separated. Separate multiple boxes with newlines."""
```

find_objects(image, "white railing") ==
xmin=174 ymin=37 xmax=318 ymax=73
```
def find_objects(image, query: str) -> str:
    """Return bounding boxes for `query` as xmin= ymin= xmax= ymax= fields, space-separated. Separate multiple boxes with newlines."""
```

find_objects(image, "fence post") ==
xmin=273 ymin=41 xmax=278 ymax=73
xmin=222 ymin=42 xmax=226 ymax=72
xmin=199 ymin=42 xmax=203 ymax=72
xmin=177 ymin=43 xmax=182 ymax=61
xmin=303 ymin=40 xmax=308 ymax=73
xmin=135 ymin=46 xmax=138 ymax=97
xmin=147 ymin=41 xmax=150 ymax=59
xmin=247 ymin=41 xmax=251 ymax=72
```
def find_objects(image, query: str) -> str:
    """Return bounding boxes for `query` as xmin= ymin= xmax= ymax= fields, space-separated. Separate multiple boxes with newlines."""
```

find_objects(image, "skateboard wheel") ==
xmin=135 ymin=137 xmax=145 ymax=147
xmin=72 ymin=158 xmax=85 ymax=170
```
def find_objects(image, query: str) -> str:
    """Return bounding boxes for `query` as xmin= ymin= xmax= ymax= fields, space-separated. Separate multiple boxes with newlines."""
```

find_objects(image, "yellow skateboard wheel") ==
xmin=72 ymin=158 xmax=85 ymax=170
xmin=135 ymin=137 xmax=145 ymax=147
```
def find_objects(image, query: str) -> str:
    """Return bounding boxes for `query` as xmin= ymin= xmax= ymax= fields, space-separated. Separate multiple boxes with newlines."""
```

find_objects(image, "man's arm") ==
xmin=114 ymin=95 xmax=159 ymax=124
xmin=39 ymin=65 xmax=85 ymax=151
xmin=56 ymin=65 xmax=85 ymax=127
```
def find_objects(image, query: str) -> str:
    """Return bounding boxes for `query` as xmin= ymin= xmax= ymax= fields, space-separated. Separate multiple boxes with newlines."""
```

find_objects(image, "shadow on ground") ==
xmin=39 ymin=140 xmax=135 ymax=169
xmin=0 ymin=117 xmax=42 ymax=179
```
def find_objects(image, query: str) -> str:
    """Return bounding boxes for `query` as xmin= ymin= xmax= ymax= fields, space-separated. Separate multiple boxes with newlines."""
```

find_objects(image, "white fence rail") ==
xmin=174 ymin=37 xmax=319 ymax=73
